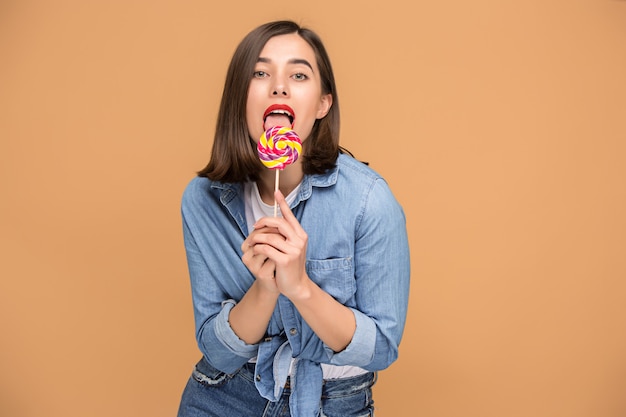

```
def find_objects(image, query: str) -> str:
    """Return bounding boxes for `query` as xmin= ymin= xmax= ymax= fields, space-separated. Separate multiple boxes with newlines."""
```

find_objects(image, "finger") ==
xmin=250 ymin=225 xmax=281 ymax=236
xmin=243 ymin=226 xmax=280 ymax=253
xmin=241 ymin=234 xmax=255 ymax=253
xmin=274 ymin=190 xmax=296 ymax=224
xmin=253 ymin=204 xmax=305 ymax=245
xmin=253 ymin=217 xmax=297 ymax=244
xmin=242 ymin=247 xmax=263 ymax=269
xmin=258 ymin=258 xmax=276 ymax=279
xmin=252 ymin=238 xmax=290 ymax=259
xmin=274 ymin=190 xmax=308 ymax=241
xmin=247 ymin=227 xmax=285 ymax=248
xmin=241 ymin=239 xmax=249 ymax=253
xmin=255 ymin=259 xmax=278 ymax=293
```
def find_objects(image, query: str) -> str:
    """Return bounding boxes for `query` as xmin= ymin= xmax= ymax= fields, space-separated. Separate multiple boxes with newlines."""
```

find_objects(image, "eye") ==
xmin=292 ymin=73 xmax=308 ymax=81
xmin=253 ymin=70 xmax=268 ymax=78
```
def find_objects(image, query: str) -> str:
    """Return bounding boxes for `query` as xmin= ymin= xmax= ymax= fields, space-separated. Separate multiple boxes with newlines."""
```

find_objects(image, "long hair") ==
xmin=198 ymin=20 xmax=341 ymax=182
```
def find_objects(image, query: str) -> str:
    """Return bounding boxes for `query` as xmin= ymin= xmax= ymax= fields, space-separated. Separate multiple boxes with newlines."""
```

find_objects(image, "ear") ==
xmin=316 ymin=93 xmax=333 ymax=119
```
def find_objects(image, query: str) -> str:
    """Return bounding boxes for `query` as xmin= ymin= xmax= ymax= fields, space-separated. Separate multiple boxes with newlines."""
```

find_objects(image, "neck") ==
xmin=257 ymin=162 xmax=303 ymax=205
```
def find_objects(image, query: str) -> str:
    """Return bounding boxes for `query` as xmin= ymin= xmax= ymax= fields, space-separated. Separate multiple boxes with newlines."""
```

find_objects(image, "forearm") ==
xmin=289 ymin=277 xmax=356 ymax=353
xmin=228 ymin=281 xmax=279 ymax=344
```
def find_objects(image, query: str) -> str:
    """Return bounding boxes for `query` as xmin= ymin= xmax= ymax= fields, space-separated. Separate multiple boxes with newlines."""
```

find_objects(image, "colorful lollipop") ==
xmin=257 ymin=126 xmax=302 ymax=216
xmin=258 ymin=126 xmax=302 ymax=169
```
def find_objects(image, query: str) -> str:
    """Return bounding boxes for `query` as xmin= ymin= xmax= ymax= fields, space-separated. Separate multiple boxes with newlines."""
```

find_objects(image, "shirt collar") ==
xmin=296 ymin=163 xmax=338 ymax=203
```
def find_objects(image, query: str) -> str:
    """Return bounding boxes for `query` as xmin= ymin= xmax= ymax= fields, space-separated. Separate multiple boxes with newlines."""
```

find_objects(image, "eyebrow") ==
xmin=257 ymin=57 xmax=314 ymax=71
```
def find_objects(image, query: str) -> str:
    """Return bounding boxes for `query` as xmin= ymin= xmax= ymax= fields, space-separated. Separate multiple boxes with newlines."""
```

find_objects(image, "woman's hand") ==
xmin=246 ymin=190 xmax=311 ymax=300
xmin=241 ymin=229 xmax=279 ymax=295
xmin=244 ymin=190 xmax=357 ymax=352
xmin=234 ymin=227 xmax=281 ymax=344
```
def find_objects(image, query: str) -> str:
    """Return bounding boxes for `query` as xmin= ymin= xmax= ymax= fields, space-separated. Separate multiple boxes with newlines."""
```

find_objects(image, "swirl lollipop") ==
xmin=257 ymin=126 xmax=302 ymax=216
xmin=258 ymin=126 xmax=302 ymax=169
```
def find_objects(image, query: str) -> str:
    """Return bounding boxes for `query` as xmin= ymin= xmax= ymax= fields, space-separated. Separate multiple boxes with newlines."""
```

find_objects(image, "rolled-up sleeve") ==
xmin=323 ymin=307 xmax=377 ymax=366
xmin=182 ymin=181 xmax=258 ymax=373
xmin=195 ymin=300 xmax=258 ymax=373
xmin=349 ymin=178 xmax=410 ymax=370
xmin=315 ymin=177 xmax=410 ymax=370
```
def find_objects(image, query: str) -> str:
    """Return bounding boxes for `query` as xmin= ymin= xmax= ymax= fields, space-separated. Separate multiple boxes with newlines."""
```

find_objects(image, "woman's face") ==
xmin=246 ymin=33 xmax=332 ymax=144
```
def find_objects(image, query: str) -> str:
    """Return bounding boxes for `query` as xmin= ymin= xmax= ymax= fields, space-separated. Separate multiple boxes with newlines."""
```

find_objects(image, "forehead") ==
xmin=258 ymin=33 xmax=318 ymax=66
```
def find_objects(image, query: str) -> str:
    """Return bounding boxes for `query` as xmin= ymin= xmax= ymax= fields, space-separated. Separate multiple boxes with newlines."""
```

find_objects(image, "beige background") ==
xmin=1 ymin=1 xmax=625 ymax=416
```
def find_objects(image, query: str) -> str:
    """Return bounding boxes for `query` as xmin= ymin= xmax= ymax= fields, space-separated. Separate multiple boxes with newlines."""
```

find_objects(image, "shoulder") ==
xmin=335 ymin=153 xmax=392 ymax=198
xmin=336 ymin=154 xmax=405 ymax=217
xmin=181 ymin=176 xmax=232 ymax=210
xmin=336 ymin=153 xmax=381 ymax=182
xmin=182 ymin=176 xmax=212 ymax=205
xmin=182 ymin=176 xmax=244 ymax=213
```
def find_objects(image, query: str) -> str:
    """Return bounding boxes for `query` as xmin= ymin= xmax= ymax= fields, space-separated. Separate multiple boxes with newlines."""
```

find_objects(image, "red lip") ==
xmin=263 ymin=104 xmax=296 ymax=122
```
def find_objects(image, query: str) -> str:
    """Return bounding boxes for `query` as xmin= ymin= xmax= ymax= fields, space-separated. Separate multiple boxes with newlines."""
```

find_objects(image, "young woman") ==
xmin=177 ymin=20 xmax=410 ymax=417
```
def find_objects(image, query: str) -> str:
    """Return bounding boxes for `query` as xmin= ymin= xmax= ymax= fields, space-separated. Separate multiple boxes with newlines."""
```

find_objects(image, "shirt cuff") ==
xmin=324 ymin=307 xmax=376 ymax=366
xmin=214 ymin=299 xmax=259 ymax=358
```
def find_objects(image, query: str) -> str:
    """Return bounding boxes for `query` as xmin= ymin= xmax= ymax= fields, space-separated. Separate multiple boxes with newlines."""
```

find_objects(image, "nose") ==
xmin=272 ymin=79 xmax=289 ymax=97
xmin=272 ymin=88 xmax=288 ymax=96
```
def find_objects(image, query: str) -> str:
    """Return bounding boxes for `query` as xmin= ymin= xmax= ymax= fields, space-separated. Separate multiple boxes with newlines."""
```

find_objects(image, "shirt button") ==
xmin=256 ymin=374 xmax=261 ymax=381
xmin=289 ymin=328 xmax=297 ymax=336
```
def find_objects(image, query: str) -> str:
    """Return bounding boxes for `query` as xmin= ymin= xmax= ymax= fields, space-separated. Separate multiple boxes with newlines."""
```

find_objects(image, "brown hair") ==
xmin=198 ymin=20 xmax=341 ymax=182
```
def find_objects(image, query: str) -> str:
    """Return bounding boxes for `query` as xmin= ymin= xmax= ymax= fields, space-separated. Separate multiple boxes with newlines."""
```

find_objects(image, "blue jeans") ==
xmin=177 ymin=357 xmax=376 ymax=417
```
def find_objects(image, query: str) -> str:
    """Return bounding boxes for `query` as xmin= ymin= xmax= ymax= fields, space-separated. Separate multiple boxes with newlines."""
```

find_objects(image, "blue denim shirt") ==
xmin=181 ymin=153 xmax=410 ymax=417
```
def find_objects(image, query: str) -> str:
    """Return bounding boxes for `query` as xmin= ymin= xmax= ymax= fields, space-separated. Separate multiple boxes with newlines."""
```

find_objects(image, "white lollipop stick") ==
xmin=274 ymin=170 xmax=279 ymax=217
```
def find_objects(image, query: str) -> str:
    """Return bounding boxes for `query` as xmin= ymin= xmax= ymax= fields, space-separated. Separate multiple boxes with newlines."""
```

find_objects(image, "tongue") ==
xmin=263 ymin=114 xmax=292 ymax=130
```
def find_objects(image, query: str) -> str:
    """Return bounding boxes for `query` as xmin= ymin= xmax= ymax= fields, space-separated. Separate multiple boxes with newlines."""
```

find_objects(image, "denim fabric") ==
xmin=177 ymin=357 xmax=376 ymax=417
xmin=180 ymin=153 xmax=410 ymax=417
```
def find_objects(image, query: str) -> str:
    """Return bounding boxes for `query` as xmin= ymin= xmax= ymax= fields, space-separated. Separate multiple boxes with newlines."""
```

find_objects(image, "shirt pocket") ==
xmin=306 ymin=257 xmax=355 ymax=304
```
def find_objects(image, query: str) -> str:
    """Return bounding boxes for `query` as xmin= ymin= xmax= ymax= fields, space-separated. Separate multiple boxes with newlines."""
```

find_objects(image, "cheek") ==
xmin=293 ymin=118 xmax=316 ymax=140
xmin=293 ymin=104 xmax=322 ymax=137
xmin=245 ymin=95 xmax=263 ymax=141
xmin=247 ymin=117 xmax=263 ymax=143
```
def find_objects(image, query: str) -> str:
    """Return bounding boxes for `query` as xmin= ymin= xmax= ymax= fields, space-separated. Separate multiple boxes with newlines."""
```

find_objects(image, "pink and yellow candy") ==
xmin=257 ymin=126 xmax=302 ymax=170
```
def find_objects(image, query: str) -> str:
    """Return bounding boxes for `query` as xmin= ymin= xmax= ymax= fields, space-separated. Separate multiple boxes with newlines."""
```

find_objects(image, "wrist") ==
xmin=252 ymin=280 xmax=280 ymax=302
xmin=285 ymin=275 xmax=313 ymax=303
